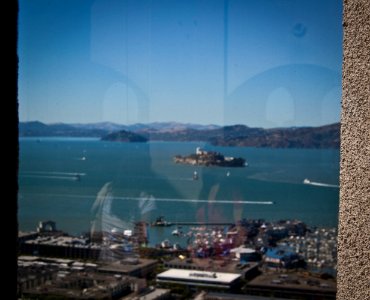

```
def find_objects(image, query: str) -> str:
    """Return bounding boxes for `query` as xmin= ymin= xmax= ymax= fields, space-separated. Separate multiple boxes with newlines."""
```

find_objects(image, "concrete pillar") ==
xmin=337 ymin=0 xmax=370 ymax=299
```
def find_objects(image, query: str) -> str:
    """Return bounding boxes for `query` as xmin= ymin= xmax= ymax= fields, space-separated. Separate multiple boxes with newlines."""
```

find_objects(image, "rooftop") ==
xmin=157 ymin=269 xmax=241 ymax=284
xmin=98 ymin=258 xmax=157 ymax=274
xmin=247 ymin=271 xmax=336 ymax=292
xmin=203 ymin=292 xmax=298 ymax=300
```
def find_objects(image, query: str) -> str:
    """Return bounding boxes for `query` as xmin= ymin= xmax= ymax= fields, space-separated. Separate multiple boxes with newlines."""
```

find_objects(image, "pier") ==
xmin=151 ymin=221 xmax=234 ymax=227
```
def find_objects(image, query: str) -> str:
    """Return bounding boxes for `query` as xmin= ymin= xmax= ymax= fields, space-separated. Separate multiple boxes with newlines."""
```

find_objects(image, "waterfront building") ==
xmin=157 ymin=269 xmax=241 ymax=291
xmin=264 ymin=247 xmax=305 ymax=269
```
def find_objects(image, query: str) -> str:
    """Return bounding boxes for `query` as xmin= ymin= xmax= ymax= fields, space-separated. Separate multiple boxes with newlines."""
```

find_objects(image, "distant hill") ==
xmin=19 ymin=121 xmax=220 ymax=137
xmin=136 ymin=123 xmax=340 ymax=149
xmin=207 ymin=123 xmax=340 ymax=148
xmin=69 ymin=122 xmax=127 ymax=132
xmin=19 ymin=121 xmax=108 ymax=137
xmin=101 ymin=130 xmax=148 ymax=142
xmin=19 ymin=121 xmax=340 ymax=148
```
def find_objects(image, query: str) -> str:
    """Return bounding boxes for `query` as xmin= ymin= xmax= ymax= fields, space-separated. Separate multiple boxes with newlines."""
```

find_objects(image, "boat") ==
xmin=160 ymin=239 xmax=172 ymax=249
xmin=74 ymin=174 xmax=81 ymax=181
xmin=172 ymin=227 xmax=183 ymax=236
xmin=303 ymin=178 xmax=339 ymax=188
xmin=151 ymin=216 xmax=172 ymax=227
xmin=193 ymin=171 xmax=199 ymax=180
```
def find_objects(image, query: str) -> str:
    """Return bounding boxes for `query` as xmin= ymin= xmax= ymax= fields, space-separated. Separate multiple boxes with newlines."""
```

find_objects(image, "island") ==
xmin=174 ymin=147 xmax=246 ymax=167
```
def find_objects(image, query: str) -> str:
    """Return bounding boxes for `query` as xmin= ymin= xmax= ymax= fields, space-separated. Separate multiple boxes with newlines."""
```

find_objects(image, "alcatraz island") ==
xmin=174 ymin=147 xmax=247 ymax=167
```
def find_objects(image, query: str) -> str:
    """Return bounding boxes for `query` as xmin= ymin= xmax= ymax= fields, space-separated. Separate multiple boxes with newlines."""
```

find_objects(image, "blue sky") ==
xmin=18 ymin=0 xmax=342 ymax=128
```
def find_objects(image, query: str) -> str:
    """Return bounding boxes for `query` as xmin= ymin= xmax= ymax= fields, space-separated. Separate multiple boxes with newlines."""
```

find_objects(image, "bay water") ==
xmin=18 ymin=138 xmax=339 ymax=245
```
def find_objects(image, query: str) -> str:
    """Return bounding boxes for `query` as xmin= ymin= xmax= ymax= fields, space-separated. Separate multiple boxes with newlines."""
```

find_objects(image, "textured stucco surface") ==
xmin=337 ymin=0 xmax=370 ymax=299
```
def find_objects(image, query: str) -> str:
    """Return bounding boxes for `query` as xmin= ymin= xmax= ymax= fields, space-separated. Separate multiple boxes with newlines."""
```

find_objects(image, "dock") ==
xmin=152 ymin=221 xmax=234 ymax=227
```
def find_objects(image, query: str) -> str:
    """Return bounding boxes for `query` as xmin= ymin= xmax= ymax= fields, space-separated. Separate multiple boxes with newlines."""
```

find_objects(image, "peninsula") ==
xmin=174 ymin=147 xmax=246 ymax=167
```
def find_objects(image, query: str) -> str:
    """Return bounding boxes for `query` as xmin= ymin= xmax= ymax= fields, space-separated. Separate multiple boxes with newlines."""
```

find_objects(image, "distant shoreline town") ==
xmin=19 ymin=121 xmax=340 ymax=149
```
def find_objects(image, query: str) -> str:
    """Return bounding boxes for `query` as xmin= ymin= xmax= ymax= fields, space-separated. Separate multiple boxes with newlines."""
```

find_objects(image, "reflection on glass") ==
xmin=18 ymin=0 xmax=341 ymax=299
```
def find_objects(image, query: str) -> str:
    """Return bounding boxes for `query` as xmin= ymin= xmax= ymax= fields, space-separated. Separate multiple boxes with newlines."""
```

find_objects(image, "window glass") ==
xmin=18 ymin=1 xmax=342 ymax=299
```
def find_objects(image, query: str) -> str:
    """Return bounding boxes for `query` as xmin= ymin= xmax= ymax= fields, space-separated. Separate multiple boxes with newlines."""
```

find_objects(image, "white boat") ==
xmin=172 ymin=228 xmax=183 ymax=236
xmin=303 ymin=178 xmax=339 ymax=188
xmin=160 ymin=239 xmax=172 ymax=249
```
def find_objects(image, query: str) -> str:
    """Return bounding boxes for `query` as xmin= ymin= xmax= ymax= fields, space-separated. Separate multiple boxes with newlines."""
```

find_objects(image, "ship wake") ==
xmin=22 ymin=192 xmax=274 ymax=205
